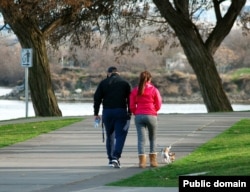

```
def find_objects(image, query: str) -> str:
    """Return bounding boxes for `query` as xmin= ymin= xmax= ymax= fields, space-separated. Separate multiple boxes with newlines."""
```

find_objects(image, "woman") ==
xmin=129 ymin=71 xmax=162 ymax=168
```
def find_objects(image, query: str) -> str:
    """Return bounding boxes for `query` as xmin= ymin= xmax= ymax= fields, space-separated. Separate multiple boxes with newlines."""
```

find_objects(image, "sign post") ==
xmin=21 ymin=48 xmax=33 ymax=118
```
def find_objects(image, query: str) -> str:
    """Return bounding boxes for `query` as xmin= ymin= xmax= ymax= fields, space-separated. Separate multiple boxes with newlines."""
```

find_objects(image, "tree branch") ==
xmin=206 ymin=0 xmax=246 ymax=54
xmin=174 ymin=0 xmax=189 ymax=18
xmin=0 ymin=23 xmax=8 ymax=31
xmin=213 ymin=0 xmax=222 ymax=21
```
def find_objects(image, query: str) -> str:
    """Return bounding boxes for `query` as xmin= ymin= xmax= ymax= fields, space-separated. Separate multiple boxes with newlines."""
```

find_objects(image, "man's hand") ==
xmin=95 ymin=115 xmax=101 ymax=121
xmin=94 ymin=115 xmax=101 ymax=128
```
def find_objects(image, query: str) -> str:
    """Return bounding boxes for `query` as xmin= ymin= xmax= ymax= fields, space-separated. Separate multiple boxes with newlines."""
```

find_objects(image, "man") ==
xmin=93 ymin=66 xmax=131 ymax=168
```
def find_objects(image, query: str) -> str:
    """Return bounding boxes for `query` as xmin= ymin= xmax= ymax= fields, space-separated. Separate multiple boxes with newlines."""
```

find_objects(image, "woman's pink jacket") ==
xmin=129 ymin=82 xmax=162 ymax=116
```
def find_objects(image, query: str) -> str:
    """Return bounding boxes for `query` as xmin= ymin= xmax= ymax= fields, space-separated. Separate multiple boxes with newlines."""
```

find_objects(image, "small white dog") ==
xmin=161 ymin=146 xmax=175 ymax=164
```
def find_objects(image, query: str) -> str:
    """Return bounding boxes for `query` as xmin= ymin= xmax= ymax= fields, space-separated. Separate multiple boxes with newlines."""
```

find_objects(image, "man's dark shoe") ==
xmin=108 ymin=161 xmax=114 ymax=167
xmin=111 ymin=159 xmax=121 ymax=168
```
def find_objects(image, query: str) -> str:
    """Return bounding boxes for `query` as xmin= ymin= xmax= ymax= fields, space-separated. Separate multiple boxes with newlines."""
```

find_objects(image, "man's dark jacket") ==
xmin=94 ymin=73 xmax=131 ymax=116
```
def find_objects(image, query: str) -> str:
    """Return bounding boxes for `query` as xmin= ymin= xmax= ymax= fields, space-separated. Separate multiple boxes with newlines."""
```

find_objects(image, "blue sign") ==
xmin=21 ymin=49 xmax=33 ymax=67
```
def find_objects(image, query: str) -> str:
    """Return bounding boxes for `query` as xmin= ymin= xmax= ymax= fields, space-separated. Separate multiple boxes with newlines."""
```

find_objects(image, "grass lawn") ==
xmin=107 ymin=119 xmax=250 ymax=187
xmin=0 ymin=117 xmax=83 ymax=148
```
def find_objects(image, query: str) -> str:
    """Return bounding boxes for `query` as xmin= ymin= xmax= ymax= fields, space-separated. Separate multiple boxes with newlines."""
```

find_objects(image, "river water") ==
xmin=1 ymin=87 xmax=250 ymax=121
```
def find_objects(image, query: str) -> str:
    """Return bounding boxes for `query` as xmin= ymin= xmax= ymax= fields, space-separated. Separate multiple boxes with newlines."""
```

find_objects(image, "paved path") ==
xmin=0 ymin=112 xmax=249 ymax=192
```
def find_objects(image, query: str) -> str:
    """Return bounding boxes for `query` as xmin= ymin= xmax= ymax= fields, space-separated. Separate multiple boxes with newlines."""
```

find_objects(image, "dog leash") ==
xmin=101 ymin=120 xmax=104 ymax=143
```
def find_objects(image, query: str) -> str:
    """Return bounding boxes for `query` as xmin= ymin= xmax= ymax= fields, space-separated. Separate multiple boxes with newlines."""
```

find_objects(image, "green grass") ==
xmin=0 ymin=118 xmax=83 ymax=148
xmin=229 ymin=68 xmax=250 ymax=80
xmin=108 ymin=119 xmax=250 ymax=187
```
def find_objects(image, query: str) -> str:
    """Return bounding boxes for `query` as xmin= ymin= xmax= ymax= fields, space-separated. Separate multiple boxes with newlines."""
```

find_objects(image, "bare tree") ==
xmin=108 ymin=0 xmax=247 ymax=112
xmin=0 ymin=0 xmax=112 ymax=116
xmin=152 ymin=0 xmax=247 ymax=112
xmin=0 ymin=0 xmax=248 ymax=114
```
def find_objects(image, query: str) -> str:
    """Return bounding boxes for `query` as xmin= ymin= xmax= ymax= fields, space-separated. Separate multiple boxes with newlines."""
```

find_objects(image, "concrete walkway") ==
xmin=0 ymin=112 xmax=249 ymax=192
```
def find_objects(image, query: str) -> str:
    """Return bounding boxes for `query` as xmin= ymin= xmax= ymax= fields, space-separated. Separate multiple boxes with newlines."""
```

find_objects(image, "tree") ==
xmin=110 ymin=0 xmax=247 ymax=112
xmin=0 ymin=0 xmax=112 ymax=116
xmin=151 ymin=0 xmax=248 ymax=112
xmin=0 ymin=0 xmax=248 ymax=114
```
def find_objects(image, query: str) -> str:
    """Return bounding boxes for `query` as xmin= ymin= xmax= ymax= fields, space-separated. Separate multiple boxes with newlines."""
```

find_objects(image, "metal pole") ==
xmin=25 ymin=67 xmax=29 ymax=118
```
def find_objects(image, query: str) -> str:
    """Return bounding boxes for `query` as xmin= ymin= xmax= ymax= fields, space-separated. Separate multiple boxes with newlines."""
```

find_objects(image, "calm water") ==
xmin=1 ymin=87 xmax=250 ymax=121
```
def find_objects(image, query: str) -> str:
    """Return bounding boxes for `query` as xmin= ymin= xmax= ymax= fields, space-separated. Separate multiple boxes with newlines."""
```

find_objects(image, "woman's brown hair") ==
xmin=137 ymin=71 xmax=152 ymax=96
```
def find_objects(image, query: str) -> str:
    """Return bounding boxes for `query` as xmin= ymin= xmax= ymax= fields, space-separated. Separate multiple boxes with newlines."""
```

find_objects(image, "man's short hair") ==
xmin=107 ymin=66 xmax=117 ymax=73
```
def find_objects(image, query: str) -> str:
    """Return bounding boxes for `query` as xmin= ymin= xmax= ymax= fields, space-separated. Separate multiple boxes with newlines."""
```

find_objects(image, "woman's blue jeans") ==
xmin=134 ymin=115 xmax=157 ymax=155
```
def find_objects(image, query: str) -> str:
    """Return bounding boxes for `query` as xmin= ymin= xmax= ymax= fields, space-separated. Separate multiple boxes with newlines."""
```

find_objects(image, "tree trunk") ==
xmin=153 ymin=0 xmax=235 ymax=112
xmin=179 ymin=32 xmax=233 ymax=112
xmin=28 ymin=34 xmax=62 ymax=116
xmin=173 ymin=28 xmax=233 ymax=112
xmin=1 ymin=12 xmax=62 ymax=116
